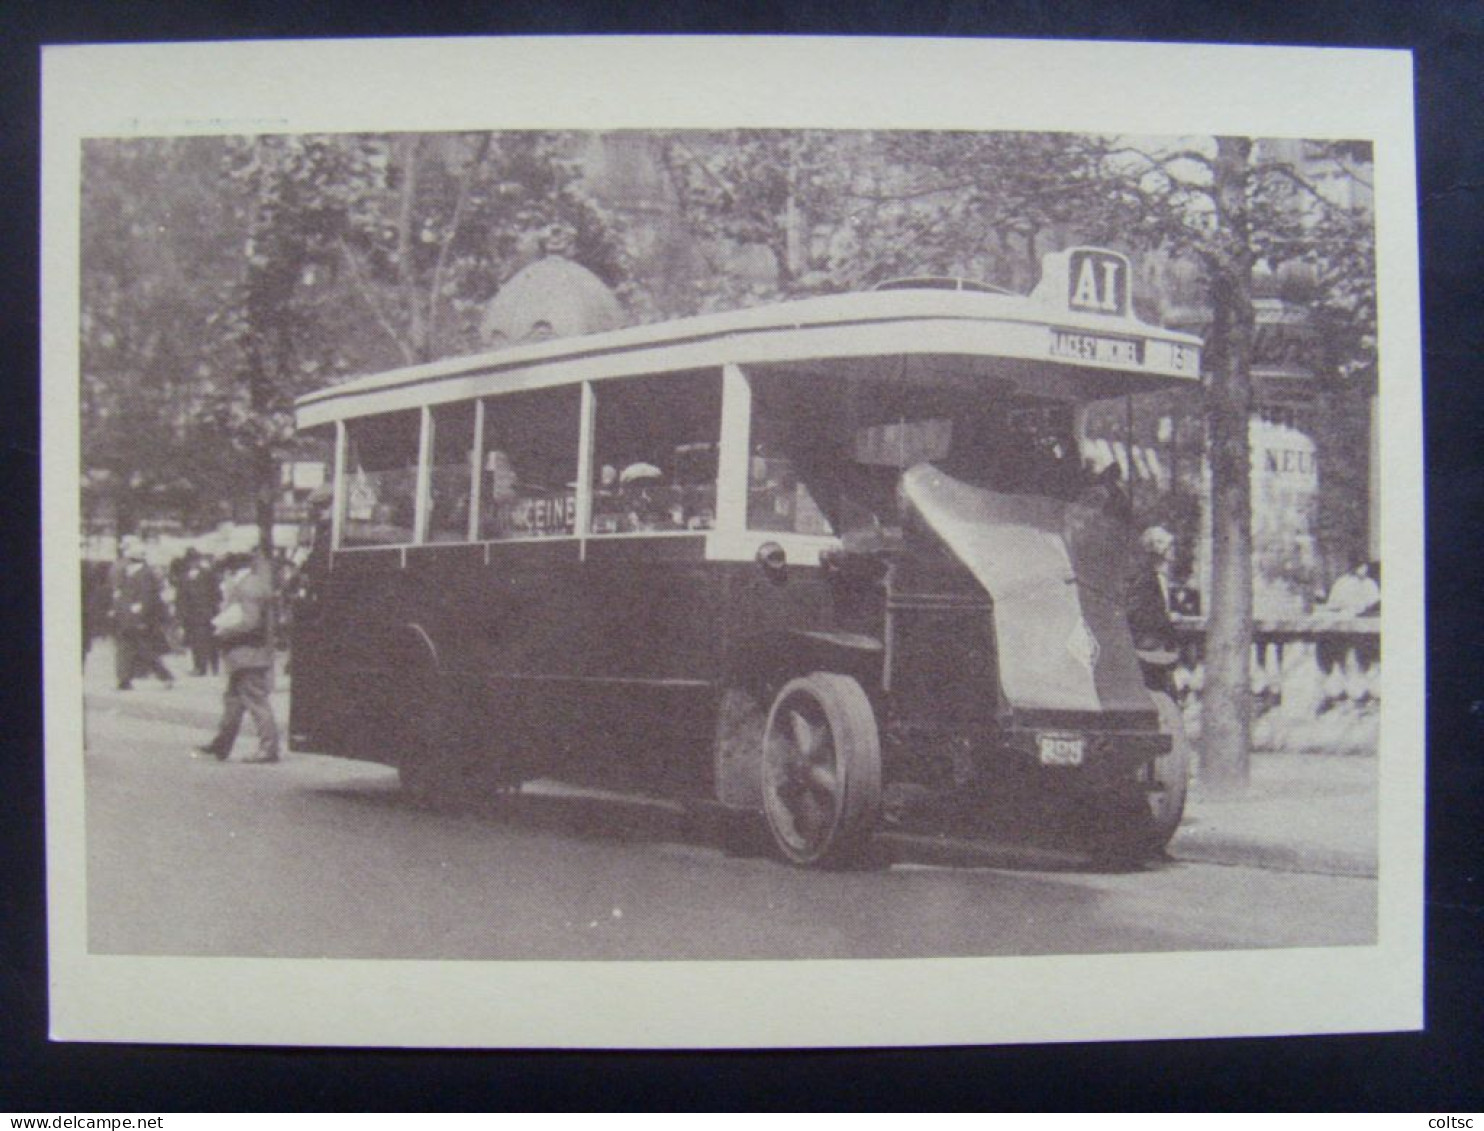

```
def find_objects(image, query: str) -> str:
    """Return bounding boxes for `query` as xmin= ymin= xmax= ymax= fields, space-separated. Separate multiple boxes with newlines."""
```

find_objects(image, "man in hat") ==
xmin=176 ymin=547 xmax=221 ymax=676
xmin=194 ymin=553 xmax=280 ymax=763
xmin=111 ymin=536 xmax=174 ymax=691
xmin=1128 ymin=524 xmax=1180 ymax=673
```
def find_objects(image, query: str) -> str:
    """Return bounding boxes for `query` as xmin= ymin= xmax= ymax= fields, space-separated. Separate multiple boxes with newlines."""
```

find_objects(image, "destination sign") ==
xmin=1049 ymin=329 xmax=1144 ymax=366
xmin=1066 ymin=248 xmax=1129 ymax=317
xmin=1167 ymin=342 xmax=1201 ymax=374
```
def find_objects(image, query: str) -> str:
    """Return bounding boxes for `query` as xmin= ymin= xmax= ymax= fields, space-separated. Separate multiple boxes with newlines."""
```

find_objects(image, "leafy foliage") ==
xmin=84 ymin=131 xmax=629 ymax=546
xmin=80 ymin=137 xmax=250 ymax=533
xmin=82 ymin=130 xmax=1374 ymax=559
xmin=656 ymin=130 xmax=1142 ymax=305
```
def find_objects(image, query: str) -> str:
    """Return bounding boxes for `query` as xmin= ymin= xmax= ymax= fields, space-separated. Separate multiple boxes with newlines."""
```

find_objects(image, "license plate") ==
xmin=1037 ymin=733 xmax=1085 ymax=767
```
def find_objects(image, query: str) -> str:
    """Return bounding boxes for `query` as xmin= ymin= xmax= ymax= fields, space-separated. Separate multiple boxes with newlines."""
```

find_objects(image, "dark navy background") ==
xmin=3 ymin=0 xmax=1479 ymax=1111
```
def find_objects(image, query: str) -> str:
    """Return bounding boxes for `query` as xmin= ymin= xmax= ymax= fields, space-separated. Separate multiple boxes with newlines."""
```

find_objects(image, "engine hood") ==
xmin=899 ymin=463 xmax=1154 ymax=717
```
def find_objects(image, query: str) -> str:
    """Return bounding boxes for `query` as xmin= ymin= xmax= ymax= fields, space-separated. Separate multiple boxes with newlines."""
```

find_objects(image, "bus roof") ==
xmin=296 ymin=248 xmax=1203 ymax=429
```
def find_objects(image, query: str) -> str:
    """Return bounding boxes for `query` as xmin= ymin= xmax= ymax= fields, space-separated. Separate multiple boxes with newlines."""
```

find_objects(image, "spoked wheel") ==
xmin=761 ymin=672 xmax=882 ymax=867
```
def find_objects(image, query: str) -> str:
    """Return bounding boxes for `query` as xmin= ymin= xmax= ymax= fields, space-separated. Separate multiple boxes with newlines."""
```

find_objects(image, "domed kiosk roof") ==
xmin=479 ymin=256 xmax=624 ymax=345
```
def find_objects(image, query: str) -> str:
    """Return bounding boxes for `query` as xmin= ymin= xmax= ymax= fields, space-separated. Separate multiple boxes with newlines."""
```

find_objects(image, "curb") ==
xmin=1169 ymin=828 xmax=1377 ymax=879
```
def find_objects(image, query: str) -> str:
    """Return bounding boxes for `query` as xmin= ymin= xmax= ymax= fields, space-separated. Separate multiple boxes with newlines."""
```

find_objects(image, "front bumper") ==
xmin=885 ymin=721 xmax=1171 ymax=791
xmin=999 ymin=726 xmax=1170 ymax=778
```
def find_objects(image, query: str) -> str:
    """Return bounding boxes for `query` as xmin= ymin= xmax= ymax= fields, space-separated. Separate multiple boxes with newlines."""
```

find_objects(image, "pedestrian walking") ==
xmin=111 ymin=536 xmax=174 ymax=690
xmin=176 ymin=548 xmax=221 ymax=676
xmin=194 ymin=553 xmax=281 ymax=764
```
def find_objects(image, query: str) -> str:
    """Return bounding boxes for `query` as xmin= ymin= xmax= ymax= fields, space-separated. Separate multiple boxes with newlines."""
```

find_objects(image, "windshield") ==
xmin=747 ymin=370 xmax=1088 ymax=537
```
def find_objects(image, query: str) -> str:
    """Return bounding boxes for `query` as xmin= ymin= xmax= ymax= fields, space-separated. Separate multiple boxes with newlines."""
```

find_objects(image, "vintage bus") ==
xmin=290 ymin=247 xmax=1203 ymax=867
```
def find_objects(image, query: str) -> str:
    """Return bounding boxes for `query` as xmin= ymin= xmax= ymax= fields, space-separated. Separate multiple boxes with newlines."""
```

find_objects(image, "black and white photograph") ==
xmin=40 ymin=37 xmax=1424 ymax=1048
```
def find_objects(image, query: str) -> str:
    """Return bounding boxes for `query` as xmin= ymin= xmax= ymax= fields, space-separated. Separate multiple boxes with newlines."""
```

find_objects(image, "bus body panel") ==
xmin=289 ymin=249 xmax=1196 ymax=850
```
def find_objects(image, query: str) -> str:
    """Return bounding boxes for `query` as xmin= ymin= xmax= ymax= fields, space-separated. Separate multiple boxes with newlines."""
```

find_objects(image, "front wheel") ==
xmin=1091 ymin=691 xmax=1191 ymax=861
xmin=761 ymin=672 xmax=883 ymax=867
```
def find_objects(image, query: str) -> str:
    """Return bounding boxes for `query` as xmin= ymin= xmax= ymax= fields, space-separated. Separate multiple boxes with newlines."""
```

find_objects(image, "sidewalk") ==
xmin=77 ymin=641 xmax=1378 ymax=878
xmin=1171 ymin=753 xmax=1376 ymax=877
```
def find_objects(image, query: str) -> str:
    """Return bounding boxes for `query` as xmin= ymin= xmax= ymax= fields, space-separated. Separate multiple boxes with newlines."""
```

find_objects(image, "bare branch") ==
xmin=842 ymin=180 xmax=982 ymax=204
xmin=337 ymin=237 xmax=416 ymax=366
xmin=1105 ymin=146 xmax=1216 ymax=176
xmin=426 ymin=132 xmax=494 ymax=355
xmin=664 ymin=135 xmax=735 ymax=200
xmin=1252 ymin=159 xmax=1374 ymax=215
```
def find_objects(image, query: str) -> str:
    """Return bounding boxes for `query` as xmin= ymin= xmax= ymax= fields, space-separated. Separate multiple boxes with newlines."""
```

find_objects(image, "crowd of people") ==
xmin=82 ymin=535 xmax=298 ymax=763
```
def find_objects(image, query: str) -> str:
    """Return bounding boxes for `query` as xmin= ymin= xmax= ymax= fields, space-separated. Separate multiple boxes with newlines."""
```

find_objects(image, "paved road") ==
xmin=83 ymin=704 xmax=1376 ymax=961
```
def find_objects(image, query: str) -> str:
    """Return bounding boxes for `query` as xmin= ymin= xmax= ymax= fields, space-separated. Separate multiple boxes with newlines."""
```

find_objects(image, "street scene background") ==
xmin=79 ymin=128 xmax=1381 ymax=959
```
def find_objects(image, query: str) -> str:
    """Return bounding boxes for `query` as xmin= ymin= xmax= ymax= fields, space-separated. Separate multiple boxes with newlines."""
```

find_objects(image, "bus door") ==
xmin=573 ymin=372 xmax=725 ymax=783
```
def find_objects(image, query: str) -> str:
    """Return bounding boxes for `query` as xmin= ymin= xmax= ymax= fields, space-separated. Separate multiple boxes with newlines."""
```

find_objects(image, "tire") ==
xmin=394 ymin=663 xmax=452 ymax=807
xmin=1092 ymin=691 xmax=1191 ymax=861
xmin=761 ymin=672 xmax=883 ymax=867
xmin=387 ymin=627 xmax=485 ymax=808
xmin=1143 ymin=691 xmax=1191 ymax=846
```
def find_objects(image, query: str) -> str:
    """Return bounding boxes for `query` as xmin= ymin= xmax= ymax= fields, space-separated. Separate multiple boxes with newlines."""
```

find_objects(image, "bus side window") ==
xmin=342 ymin=411 xmax=421 ymax=547
xmin=746 ymin=375 xmax=842 ymax=537
xmin=426 ymin=401 xmax=477 ymax=543
xmin=479 ymin=386 xmax=581 ymax=541
xmin=589 ymin=372 xmax=721 ymax=535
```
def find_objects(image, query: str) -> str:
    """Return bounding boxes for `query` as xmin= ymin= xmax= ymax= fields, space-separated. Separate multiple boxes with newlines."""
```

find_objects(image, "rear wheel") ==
xmin=394 ymin=662 xmax=454 ymax=806
xmin=761 ymin=672 xmax=883 ymax=867
xmin=387 ymin=629 xmax=494 ymax=807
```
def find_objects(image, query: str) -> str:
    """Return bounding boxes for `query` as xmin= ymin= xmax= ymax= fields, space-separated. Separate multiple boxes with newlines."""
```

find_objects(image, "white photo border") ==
xmin=41 ymin=36 xmax=1424 ymax=1048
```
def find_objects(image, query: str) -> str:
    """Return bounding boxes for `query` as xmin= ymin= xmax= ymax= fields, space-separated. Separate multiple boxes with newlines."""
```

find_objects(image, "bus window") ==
xmin=746 ymin=373 xmax=1087 ymax=538
xmin=479 ymin=386 xmax=581 ymax=541
xmin=426 ymin=401 xmax=477 ymax=543
xmin=748 ymin=413 xmax=838 ymax=536
xmin=342 ymin=411 xmax=420 ymax=546
xmin=747 ymin=373 xmax=873 ymax=538
xmin=590 ymin=372 xmax=721 ymax=535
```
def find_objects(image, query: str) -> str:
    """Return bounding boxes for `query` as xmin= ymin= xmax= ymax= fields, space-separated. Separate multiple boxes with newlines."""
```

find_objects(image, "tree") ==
xmin=1201 ymin=137 xmax=1261 ymax=791
xmin=80 ymin=137 xmax=250 ymax=538
xmin=857 ymin=131 xmax=1147 ymax=290
xmin=335 ymin=132 xmax=626 ymax=365
xmin=657 ymin=130 xmax=859 ymax=310
xmin=656 ymin=130 xmax=1153 ymax=308
xmin=202 ymin=135 xmax=383 ymax=552
xmin=204 ymin=131 xmax=628 ymax=551
xmin=1106 ymin=136 xmax=1375 ymax=788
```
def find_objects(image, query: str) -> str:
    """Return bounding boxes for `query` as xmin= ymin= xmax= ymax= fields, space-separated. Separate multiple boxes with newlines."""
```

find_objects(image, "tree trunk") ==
xmin=780 ymin=139 xmax=803 ymax=287
xmin=254 ymin=444 xmax=276 ymax=558
xmin=1201 ymin=136 xmax=1257 ymax=792
xmin=112 ymin=484 xmax=138 ymax=542
xmin=396 ymin=136 xmax=427 ymax=360
xmin=248 ymin=334 xmax=281 ymax=557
